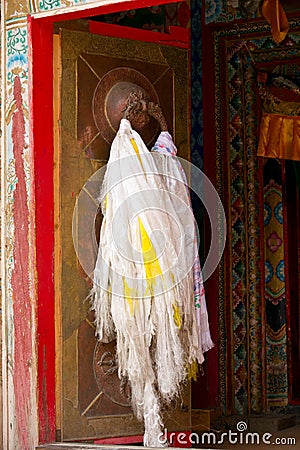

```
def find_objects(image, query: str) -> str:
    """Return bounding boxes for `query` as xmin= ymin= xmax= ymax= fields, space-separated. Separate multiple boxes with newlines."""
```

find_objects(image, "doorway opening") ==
xmin=31 ymin=2 xmax=215 ymax=443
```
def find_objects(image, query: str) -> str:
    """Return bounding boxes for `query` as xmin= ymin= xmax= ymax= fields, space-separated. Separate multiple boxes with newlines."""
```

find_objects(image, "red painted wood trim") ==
xmin=89 ymin=21 xmax=190 ymax=48
xmin=29 ymin=16 xmax=56 ymax=443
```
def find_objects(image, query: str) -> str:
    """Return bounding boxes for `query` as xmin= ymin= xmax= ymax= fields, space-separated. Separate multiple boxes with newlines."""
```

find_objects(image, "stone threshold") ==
xmin=37 ymin=445 xmax=145 ymax=450
xmin=36 ymin=445 xmax=206 ymax=450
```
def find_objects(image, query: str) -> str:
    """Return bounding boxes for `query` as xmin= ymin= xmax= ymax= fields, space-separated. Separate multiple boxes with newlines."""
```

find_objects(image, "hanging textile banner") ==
xmin=263 ymin=159 xmax=288 ymax=408
xmin=257 ymin=75 xmax=300 ymax=161
xmin=91 ymin=118 xmax=213 ymax=447
xmin=261 ymin=0 xmax=289 ymax=44
xmin=258 ymin=112 xmax=300 ymax=161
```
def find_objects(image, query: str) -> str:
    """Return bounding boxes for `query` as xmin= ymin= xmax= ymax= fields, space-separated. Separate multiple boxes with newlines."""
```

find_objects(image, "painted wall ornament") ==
xmin=38 ymin=0 xmax=61 ymax=11
xmin=30 ymin=0 xmax=103 ymax=13
xmin=205 ymin=0 xmax=223 ymax=23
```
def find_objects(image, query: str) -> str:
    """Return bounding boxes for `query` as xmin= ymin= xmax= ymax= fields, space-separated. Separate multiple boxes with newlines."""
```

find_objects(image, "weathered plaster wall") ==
xmin=3 ymin=14 xmax=38 ymax=449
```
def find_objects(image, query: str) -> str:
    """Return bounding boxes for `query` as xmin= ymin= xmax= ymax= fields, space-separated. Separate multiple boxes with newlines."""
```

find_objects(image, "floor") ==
xmin=196 ymin=415 xmax=300 ymax=449
xmin=37 ymin=423 xmax=300 ymax=450
xmin=37 ymin=415 xmax=300 ymax=450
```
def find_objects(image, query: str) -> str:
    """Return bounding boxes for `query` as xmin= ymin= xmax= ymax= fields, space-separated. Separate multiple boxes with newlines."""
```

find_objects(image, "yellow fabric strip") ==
xmin=258 ymin=113 xmax=300 ymax=161
xmin=138 ymin=217 xmax=163 ymax=295
xmin=187 ymin=360 xmax=198 ymax=381
xmin=123 ymin=277 xmax=135 ymax=315
xmin=104 ymin=194 xmax=108 ymax=211
xmin=130 ymin=137 xmax=145 ymax=171
xmin=172 ymin=303 xmax=182 ymax=329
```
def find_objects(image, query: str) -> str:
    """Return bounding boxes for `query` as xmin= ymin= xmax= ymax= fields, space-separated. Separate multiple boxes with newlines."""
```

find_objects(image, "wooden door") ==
xmin=54 ymin=25 xmax=191 ymax=441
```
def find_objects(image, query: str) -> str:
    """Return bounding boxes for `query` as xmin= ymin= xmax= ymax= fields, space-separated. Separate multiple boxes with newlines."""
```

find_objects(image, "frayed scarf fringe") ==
xmin=91 ymin=120 xmax=213 ymax=446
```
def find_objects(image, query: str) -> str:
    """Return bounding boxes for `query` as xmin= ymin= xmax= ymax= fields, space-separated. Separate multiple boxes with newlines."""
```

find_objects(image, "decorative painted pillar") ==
xmin=3 ymin=14 xmax=39 ymax=450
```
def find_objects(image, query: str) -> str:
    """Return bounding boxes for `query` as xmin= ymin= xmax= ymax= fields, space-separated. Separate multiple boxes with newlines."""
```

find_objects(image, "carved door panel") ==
xmin=55 ymin=26 xmax=191 ymax=441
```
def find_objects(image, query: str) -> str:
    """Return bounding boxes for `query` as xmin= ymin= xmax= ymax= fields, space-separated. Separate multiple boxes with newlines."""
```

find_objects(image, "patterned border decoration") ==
xmin=228 ymin=39 xmax=249 ymax=415
xmin=214 ymin=18 xmax=300 ymax=415
xmin=242 ymin=48 xmax=264 ymax=414
xmin=6 ymin=22 xmax=28 ymax=97
xmin=30 ymin=0 xmax=104 ymax=14
xmin=266 ymin=324 xmax=288 ymax=406
xmin=213 ymin=26 xmax=226 ymax=414
xmin=6 ymin=20 xmax=30 ymax=196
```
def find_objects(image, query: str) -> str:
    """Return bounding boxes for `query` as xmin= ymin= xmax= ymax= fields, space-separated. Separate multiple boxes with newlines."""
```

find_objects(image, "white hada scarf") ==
xmin=91 ymin=119 xmax=213 ymax=446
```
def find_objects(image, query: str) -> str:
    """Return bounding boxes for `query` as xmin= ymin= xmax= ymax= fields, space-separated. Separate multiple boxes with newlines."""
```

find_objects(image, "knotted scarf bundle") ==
xmin=91 ymin=119 xmax=212 ymax=446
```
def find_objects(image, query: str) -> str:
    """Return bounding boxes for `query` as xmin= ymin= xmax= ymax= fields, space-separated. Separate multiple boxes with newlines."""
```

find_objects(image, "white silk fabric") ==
xmin=91 ymin=119 xmax=211 ymax=446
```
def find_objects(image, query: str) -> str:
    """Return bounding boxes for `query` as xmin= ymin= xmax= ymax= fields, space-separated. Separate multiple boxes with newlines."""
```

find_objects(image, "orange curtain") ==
xmin=258 ymin=94 xmax=300 ymax=161
xmin=261 ymin=0 xmax=289 ymax=43
xmin=258 ymin=113 xmax=300 ymax=161
xmin=258 ymin=92 xmax=300 ymax=160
